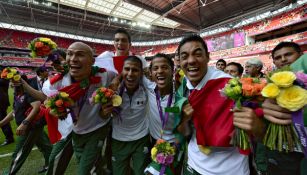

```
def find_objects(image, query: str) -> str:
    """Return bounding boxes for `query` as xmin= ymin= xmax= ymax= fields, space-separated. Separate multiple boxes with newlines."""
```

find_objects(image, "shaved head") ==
xmin=66 ymin=42 xmax=95 ymax=81
xmin=68 ymin=42 xmax=94 ymax=59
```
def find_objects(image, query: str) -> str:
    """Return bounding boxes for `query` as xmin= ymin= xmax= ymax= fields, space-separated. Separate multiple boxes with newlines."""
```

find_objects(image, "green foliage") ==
xmin=0 ymin=88 xmax=77 ymax=174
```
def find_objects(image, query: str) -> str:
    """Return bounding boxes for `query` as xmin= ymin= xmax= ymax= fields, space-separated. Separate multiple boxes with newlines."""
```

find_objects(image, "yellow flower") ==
xmin=151 ymin=147 xmax=158 ymax=157
xmin=233 ymin=85 xmax=242 ymax=95
xmin=198 ymin=145 xmax=211 ymax=155
xmin=13 ymin=74 xmax=21 ymax=81
xmin=44 ymin=100 xmax=51 ymax=107
xmin=94 ymin=95 xmax=101 ymax=103
xmin=169 ymin=147 xmax=176 ymax=155
xmin=276 ymin=85 xmax=307 ymax=111
xmin=270 ymin=71 xmax=296 ymax=88
xmin=229 ymin=78 xmax=240 ymax=86
xmin=151 ymin=154 xmax=157 ymax=162
xmin=40 ymin=37 xmax=51 ymax=42
xmin=7 ymin=72 xmax=14 ymax=79
xmin=224 ymin=84 xmax=241 ymax=99
xmin=60 ymin=92 xmax=69 ymax=98
xmin=112 ymin=95 xmax=122 ymax=107
xmin=261 ymin=83 xmax=280 ymax=98
xmin=10 ymin=68 xmax=17 ymax=74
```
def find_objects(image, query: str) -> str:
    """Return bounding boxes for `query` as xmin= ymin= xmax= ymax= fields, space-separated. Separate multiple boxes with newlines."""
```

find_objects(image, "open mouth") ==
xmin=126 ymin=78 xmax=135 ymax=83
xmin=70 ymin=65 xmax=81 ymax=72
xmin=125 ymin=77 xmax=137 ymax=86
xmin=156 ymin=76 xmax=167 ymax=84
xmin=187 ymin=67 xmax=199 ymax=76
xmin=117 ymin=47 xmax=126 ymax=51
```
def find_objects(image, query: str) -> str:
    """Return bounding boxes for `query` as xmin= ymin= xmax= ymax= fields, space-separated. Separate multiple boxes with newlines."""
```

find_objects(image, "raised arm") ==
xmin=0 ymin=111 xmax=14 ymax=127
xmin=16 ymin=101 xmax=41 ymax=136
xmin=21 ymin=79 xmax=47 ymax=102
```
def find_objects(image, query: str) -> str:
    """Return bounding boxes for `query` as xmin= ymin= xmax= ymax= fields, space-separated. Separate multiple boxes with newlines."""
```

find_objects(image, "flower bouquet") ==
xmin=44 ymin=92 xmax=74 ymax=120
xmin=151 ymin=139 xmax=176 ymax=175
xmin=28 ymin=37 xmax=57 ymax=58
xmin=1 ymin=67 xmax=21 ymax=82
xmin=261 ymin=69 xmax=307 ymax=152
xmin=221 ymin=77 xmax=266 ymax=152
xmin=89 ymin=87 xmax=122 ymax=107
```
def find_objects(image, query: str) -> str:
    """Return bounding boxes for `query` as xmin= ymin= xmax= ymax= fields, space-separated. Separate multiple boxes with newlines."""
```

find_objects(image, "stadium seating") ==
xmin=0 ymin=5 xmax=306 ymax=68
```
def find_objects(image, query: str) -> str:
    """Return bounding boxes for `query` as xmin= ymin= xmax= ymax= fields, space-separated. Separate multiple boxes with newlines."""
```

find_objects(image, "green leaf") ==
xmin=80 ymin=79 xmax=89 ymax=89
xmin=165 ymin=107 xmax=180 ymax=113
xmin=235 ymin=99 xmax=242 ymax=109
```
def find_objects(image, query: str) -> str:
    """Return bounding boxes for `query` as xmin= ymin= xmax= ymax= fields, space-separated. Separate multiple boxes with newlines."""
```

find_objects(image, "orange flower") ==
xmin=105 ymin=91 xmax=113 ymax=98
xmin=242 ymin=83 xmax=255 ymax=96
xmin=35 ymin=41 xmax=44 ymax=48
xmin=1 ymin=71 xmax=8 ymax=78
xmin=41 ymin=45 xmax=51 ymax=52
xmin=55 ymin=99 xmax=64 ymax=107
xmin=109 ymin=90 xmax=115 ymax=96
xmin=253 ymin=83 xmax=266 ymax=95
xmin=156 ymin=139 xmax=165 ymax=144
xmin=240 ymin=77 xmax=253 ymax=85
xmin=3 ymin=68 xmax=8 ymax=73
xmin=100 ymin=87 xmax=107 ymax=93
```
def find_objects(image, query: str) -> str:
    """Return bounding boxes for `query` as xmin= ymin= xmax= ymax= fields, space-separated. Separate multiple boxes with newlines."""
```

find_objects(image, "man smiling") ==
xmin=44 ymin=42 xmax=116 ymax=174
xmin=94 ymin=28 xmax=132 ymax=74
xmin=176 ymin=35 xmax=265 ymax=175
xmin=110 ymin=56 xmax=150 ymax=175
xmin=260 ymin=42 xmax=304 ymax=175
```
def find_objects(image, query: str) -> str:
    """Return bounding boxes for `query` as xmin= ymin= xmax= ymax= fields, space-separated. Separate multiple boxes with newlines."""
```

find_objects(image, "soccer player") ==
xmin=177 ymin=35 xmax=265 ymax=175
xmin=0 ymin=75 xmax=52 ymax=175
xmin=106 ymin=56 xmax=150 ymax=175
xmin=144 ymin=53 xmax=185 ymax=175
xmin=44 ymin=42 xmax=116 ymax=174
xmin=261 ymin=42 xmax=304 ymax=175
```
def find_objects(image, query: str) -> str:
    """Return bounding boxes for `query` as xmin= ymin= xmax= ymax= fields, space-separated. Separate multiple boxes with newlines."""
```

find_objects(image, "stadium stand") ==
xmin=0 ymin=5 xmax=306 ymax=71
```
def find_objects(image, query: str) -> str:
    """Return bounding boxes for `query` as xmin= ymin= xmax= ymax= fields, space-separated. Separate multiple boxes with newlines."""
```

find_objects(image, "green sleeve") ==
xmin=290 ymin=54 xmax=307 ymax=73
xmin=290 ymin=54 xmax=307 ymax=126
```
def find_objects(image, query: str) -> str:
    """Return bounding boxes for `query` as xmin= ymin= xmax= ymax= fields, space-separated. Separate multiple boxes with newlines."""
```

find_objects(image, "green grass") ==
xmin=0 ymin=88 xmax=15 ymax=155
xmin=0 ymin=88 xmax=78 ymax=174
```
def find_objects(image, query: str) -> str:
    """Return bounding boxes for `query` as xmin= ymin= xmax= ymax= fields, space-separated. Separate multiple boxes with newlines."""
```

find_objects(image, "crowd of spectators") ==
xmin=0 ymin=6 xmax=305 ymax=71
xmin=246 ymin=6 xmax=305 ymax=35
xmin=0 ymin=56 xmax=46 ymax=67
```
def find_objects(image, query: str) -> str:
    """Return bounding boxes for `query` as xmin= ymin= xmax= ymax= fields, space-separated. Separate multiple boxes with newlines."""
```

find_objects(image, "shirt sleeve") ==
xmin=290 ymin=54 xmax=307 ymax=73
xmin=42 ymin=79 xmax=58 ymax=97
xmin=25 ymin=93 xmax=37 ymax=104
xmin=142 ymin=76 xmax=156 ymax=90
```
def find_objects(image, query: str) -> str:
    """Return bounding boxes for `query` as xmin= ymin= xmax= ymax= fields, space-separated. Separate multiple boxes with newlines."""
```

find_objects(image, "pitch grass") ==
xmin=0 ymin=88 xmax=78 ymax=174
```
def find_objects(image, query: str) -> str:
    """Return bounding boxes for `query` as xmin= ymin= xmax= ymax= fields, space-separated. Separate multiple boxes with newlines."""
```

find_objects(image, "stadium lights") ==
xmin=200 ymin=0 xmax=219 ymax=7
xmin=1 ymin=0 xmax=305 ymax=46
xmin=28 ymin=0 xmax=52 ymax=6
xmin=109 ymin=17 xmax=151 ymax=29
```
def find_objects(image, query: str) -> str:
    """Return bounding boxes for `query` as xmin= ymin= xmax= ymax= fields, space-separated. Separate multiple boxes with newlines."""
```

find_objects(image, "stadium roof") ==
xmin=0 ymin=0 xmax=303 ymax=43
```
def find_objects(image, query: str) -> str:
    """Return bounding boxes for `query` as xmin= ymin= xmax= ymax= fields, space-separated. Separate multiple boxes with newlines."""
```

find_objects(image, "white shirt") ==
xmin=144 ymin=79 xmax=176 ymax=143
xmin=186 ymin=67 xmax=249 ymax=175
xmin=43 ymin=71 xmax=116 ymax=135
xmin=112 ymin=85 xmax=149 ymax=141
xmin=42 ymin=78 xmax=73 ymax=140
xmin=94 ymin=51 xmax=148 ymax=74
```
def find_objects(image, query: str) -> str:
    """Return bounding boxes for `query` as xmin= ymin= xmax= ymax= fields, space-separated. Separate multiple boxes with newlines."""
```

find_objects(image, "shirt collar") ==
xmin=114 ymin=51 xmax=133 ymax=56
xmin=186 ymin=67 xmax=213 ymax=90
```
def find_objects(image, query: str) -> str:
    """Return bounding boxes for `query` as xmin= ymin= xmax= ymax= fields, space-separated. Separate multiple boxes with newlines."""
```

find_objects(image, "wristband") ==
xmin=22 ymin=120 xmax=30 ymax=126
